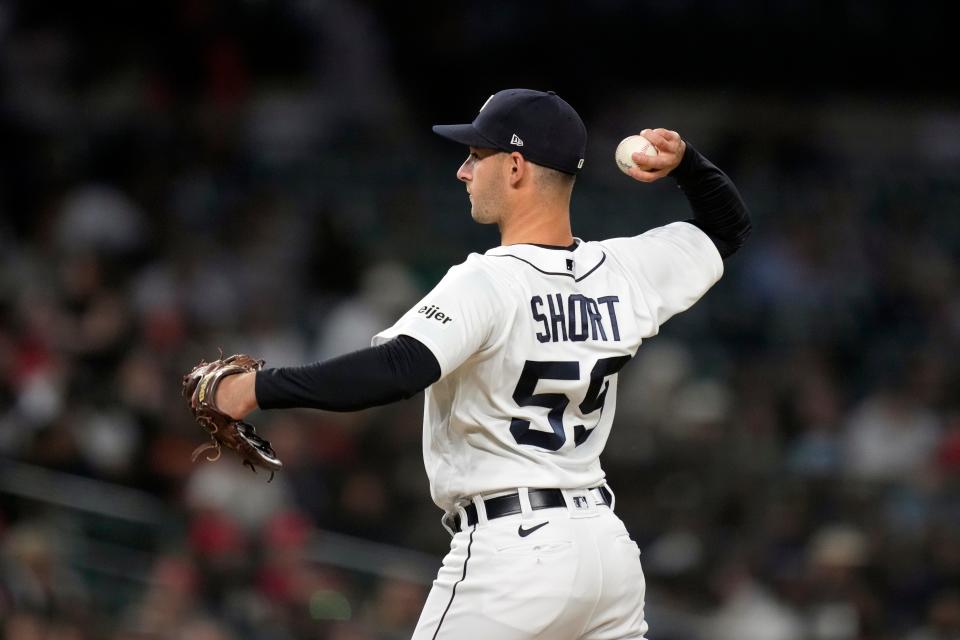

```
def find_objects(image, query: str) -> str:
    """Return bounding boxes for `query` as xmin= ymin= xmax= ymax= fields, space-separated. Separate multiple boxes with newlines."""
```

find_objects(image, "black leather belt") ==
xmin=451 ymin=487 xmax=612 ymax=532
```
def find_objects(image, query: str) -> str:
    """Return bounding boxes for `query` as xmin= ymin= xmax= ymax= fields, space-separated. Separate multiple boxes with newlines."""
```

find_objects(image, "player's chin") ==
xmin=469 ymin=205 xmax=498 ymax=225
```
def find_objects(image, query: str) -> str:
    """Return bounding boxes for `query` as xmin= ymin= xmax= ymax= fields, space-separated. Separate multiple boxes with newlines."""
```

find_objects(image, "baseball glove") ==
xmin=182 ymin=353 xmax=283 ymax=481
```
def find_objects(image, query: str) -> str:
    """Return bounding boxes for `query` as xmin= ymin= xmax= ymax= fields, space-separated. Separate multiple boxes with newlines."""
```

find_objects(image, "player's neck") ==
xmin=499 ymin=204 xmax=573 ymax=247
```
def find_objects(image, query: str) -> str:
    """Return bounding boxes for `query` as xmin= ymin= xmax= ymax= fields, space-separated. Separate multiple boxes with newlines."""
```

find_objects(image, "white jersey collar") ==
xmin=485 ymin=238 xmax=607 ymax=282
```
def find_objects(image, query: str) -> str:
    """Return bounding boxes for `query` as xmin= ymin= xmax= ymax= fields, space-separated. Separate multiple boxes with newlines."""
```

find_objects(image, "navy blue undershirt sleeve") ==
xmin=255 ymin=335 xmax=441 ymax=411
xmin=669 ymin=143 xmax=752 ymax=258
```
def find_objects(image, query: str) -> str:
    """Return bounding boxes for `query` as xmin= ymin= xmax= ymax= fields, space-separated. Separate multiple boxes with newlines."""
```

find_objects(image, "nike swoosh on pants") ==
xmin=517 ymin=522 xmax=548 ymax=537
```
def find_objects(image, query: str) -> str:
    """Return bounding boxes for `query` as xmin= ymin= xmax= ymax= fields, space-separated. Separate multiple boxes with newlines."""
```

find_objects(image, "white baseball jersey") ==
xmin=373 ymin=221 xmax=722 ymax=513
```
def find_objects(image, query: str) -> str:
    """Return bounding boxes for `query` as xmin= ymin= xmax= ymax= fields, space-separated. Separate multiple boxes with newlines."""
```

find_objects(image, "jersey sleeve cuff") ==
xmin=372 ymin=329 xmax=453 ymax=379
xmin=675 ymin=221 xmax=724 ymax=282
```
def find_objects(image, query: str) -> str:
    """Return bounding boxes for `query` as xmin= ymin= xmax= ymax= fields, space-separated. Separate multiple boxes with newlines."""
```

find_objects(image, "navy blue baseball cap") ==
xmin=432 ymin=89 xmax=587 ymax=175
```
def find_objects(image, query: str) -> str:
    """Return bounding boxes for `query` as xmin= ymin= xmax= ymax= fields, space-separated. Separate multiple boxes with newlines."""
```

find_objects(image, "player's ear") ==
xmin=508 ymin=152 xmax=526 ymax=187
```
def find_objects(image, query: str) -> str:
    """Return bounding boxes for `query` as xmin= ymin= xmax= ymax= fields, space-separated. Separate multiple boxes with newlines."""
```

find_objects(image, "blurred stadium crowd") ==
xmin=1 ymin=1 xmax=960 ymax=640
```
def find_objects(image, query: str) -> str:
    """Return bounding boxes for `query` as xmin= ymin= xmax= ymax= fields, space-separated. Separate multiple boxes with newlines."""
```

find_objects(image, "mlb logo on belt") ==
xmin=573 ymin=495 xmax=589 ymax=509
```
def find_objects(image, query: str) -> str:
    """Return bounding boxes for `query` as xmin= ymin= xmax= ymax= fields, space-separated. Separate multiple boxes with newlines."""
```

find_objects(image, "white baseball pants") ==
xmin=412 ymin=487 xmax=649 ymax=640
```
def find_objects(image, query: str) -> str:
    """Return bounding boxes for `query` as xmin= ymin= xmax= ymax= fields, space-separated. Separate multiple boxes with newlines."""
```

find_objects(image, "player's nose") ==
xmin=456 ymin=159 xmax=471 ymax=182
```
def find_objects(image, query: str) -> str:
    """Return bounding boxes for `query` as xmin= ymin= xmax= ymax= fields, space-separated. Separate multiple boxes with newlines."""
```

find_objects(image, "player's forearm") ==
xmin=253 ymin=335 xmax=441 ymax=412
xmin=670 ymin=143 xmax=751 ymax=258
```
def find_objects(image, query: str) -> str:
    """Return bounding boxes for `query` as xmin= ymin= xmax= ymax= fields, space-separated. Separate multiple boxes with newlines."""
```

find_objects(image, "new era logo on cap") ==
xmin=432 ymin=88 xmax=588 ymax=175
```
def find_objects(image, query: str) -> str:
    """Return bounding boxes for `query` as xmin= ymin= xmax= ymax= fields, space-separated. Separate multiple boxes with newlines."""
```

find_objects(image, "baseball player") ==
xmin=201 ymin=88 xmax=751 ymax=638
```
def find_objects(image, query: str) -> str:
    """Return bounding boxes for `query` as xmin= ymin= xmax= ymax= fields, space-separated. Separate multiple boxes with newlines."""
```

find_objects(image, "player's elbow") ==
xmin=692 ymin=209 xmax=752 ymax=259
xmin=723 ymin=212 xmax=752 ymax=257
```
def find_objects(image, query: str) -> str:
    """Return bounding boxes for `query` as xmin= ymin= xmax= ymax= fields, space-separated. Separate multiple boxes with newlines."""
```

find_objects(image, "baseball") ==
xmin=615 ymin=134 xmax=659 ymax=174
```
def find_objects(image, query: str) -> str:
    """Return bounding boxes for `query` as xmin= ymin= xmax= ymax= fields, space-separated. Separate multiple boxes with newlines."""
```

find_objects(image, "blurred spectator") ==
xmin=785 ymin=356 xmax=846 ymax=479
xmin=185 ymin=460 xmax=293 ymax=530
xmin=843 ymin=386 xmax=941 ymax=484
xmin=364 ymin=575 xmax=428 ymax=639
xmin=4 ymin=611 xmax=46 ymax=640
xmin=908 ymin=590 xmax=960 ymax=640
xmin=704 ymin=560 xmax=804 ymax=640
xmin=54 ymin=186 xmax=148 ymax=257
xmin=121 ymin=554 xmax=199 ymax=637
xmin=313 ymin=261 xmax=421 ymax=360
xmin=805 ymin=525 xmax=878 ymax=640
xmin=0 ymin=523 xmax=89 ymax=616
xmin=175 ymin=616 xmax=236 ymax=640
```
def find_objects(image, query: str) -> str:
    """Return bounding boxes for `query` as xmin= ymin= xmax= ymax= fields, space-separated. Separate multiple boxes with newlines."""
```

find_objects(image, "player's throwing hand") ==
xmin=627 ymin=128 xmax=687 ymax=183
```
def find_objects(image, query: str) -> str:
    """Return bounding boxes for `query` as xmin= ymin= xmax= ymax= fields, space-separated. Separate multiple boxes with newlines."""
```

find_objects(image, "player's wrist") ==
xmin=217 ymin=371 xmax=258 ymax=420
xmin=668 ymin=141 xmax=698 ymax=180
